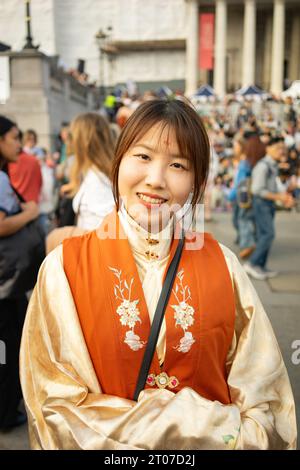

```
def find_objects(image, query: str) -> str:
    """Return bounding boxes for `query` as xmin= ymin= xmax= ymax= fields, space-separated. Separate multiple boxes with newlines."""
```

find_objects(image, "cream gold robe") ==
xmin=20 ymin=223 xmax=297 ymax=450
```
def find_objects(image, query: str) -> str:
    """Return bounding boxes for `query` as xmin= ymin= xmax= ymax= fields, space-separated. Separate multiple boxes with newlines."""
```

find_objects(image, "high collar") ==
xmin=118 ymin=205 xmax=174 ymax=262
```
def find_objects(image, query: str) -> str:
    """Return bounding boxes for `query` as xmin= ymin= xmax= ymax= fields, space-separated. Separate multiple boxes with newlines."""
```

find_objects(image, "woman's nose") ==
xmin=144 ymin=163 xmax=166 ymax=188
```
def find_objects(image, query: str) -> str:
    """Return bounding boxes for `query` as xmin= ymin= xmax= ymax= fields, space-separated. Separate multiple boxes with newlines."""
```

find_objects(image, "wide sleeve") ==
xmin=20 ymin=246 xmax=297 ymax=450
xmin=207 ymin=245 xmax=297 ymax=450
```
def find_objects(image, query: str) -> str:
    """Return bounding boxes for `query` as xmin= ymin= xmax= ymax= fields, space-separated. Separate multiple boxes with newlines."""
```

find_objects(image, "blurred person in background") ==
xmin=116 ymin=102 xmax=134 ymax=129
xmin=54 ymin=123 xmax=77 ymax=228
xmin=210 ymin=175 xmax=230 ymax=212
xmin=243 ymin=131 xmax=266 ymax=168
xmin=23 ymin=129 xmax=44 ymax=160
xmin=275 ymin=168 xmax=295 ymax=210
xmin=290 ymin=164 xmax=300 ymax=211
xmin=63 ymin=112 xmax=115 ymax=230
xmin=8 ymin=130 xmax=42 ymax=205
xmin=55 ymin=122 xmax=70 ymax=165
xmin=287 ymin=147 xmax=299 ymax=176
xmin=283 ymin=97 xmax=297 ymax=127
xmin=227 ymin=137 xmax=256 ymax=259
xmin=244 ymin=136 xmax=294 ymax=281
xmin=204 ymin=142 xmax=219 ymax=222
xmin=46 ymin=113 xmax=115 ymax=252
xmin=0 ymin=116 xmax=39 ymax=431
xmin=259 ymin=129 xmax=272 ymax=146
xmin=104 ymin=92 xmax=118 ymax=122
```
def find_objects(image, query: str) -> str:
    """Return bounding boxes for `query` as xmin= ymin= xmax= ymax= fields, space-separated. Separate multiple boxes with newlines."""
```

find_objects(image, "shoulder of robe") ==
xmin=184 ymin=230 xmax=215 ymax=244
xmin=185 ymin=230 xmax=227 ymax=254
xmin=62 ymin=230 xmax=99 ymax=273
xmin=63 ymin=230 xmax=97 ymax=252
xmin=40 ymin=244 xmax=64 ymax=273
xmin=218 ymin=242 xmax=239 ymax=262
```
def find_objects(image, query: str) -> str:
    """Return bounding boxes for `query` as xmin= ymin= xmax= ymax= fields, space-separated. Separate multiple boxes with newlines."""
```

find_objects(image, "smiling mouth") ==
xmin=137 ymin=193 xmax=168 ymax=204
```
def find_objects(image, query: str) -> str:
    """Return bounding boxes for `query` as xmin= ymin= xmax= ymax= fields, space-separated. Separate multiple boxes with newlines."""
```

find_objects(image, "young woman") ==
xmin=20 ymin=101 xmax=296 ymax=450
xmin=46 ymin=113 xmax=116 ymax=252
xmin=62 ymin=112 xmax=115 ymax=230
xmin=0 ymin=115 xmax=39 ymax=430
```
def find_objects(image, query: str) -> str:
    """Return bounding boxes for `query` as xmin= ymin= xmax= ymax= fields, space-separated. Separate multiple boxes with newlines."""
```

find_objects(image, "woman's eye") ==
xmin=171 ymin=162 xmax=186 ymax=170
xmin=135 ymin=154 xmax=150 ymax=161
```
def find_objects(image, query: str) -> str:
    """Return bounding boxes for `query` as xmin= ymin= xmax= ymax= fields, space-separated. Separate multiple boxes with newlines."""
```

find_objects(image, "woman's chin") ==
xmin=134 ymin=213 xmax=172 ymax=233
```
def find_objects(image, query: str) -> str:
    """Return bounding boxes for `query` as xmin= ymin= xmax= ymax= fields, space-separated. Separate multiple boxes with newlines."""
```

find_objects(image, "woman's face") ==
xmin=118 ymin=123 xmax=194 ymax=232
xmin=0 ymin=126 xmax=21 ymax=162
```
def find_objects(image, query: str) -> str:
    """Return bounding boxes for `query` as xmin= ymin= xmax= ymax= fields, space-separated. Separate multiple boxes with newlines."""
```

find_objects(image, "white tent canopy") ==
xmin=282 ymin=81 xmax=300 ymax=99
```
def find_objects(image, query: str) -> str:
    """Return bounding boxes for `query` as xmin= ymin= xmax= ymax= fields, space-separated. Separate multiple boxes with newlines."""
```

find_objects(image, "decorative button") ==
xmin=147 ymin=238 xmax=159 ymax=246
xmin=144 ymin=250 xmax=159 ymax=261
xmin=146 ymin=374 xmax=156 ymax=386
xmin=158 ymin=375 xmax=167 ymax=386
xmin=146 ymin=372 xmax=179 ymax=390
xmin=168 ymin=376 xmax=179 ymax=389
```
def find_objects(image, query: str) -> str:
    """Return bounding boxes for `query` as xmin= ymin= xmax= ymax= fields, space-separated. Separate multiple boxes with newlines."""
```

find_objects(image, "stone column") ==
xmin=263 ymin=13 xmax=272 ymax=90
xmin=242 ymin=0 xmax=256 ymax=87
xmin=289 ymin=14 xmax=300 ymax=82
xmin=213 ymin=0 xmax=227 ymax=97
xmin=270 ymin=0 xmax=285 ymax=95
xmin=185 ymin=0 xmax=199 ymax=96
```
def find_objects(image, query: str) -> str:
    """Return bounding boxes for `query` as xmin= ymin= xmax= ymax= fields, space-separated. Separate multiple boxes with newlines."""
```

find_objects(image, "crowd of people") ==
xmin=0 ymin=91 xmax=298 ymax=449
xmin=202 ymin=100 xmax=300 ymax=279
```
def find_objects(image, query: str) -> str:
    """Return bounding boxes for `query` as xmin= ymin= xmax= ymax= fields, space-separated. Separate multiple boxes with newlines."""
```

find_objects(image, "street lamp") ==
xmin=95 ymin=26 xmax=112 ymax=102
xmin=23 ymin=0 xmax=38 ymax=50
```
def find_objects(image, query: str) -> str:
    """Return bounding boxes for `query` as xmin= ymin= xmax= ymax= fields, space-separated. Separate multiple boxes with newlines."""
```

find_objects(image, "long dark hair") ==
xmin=0 ymin=115 xmax=17 ymax=169
xmin=244 ymin=135 xmax=266 ymax=168
xmin=112 ymin=99 xmax=211 ymax=210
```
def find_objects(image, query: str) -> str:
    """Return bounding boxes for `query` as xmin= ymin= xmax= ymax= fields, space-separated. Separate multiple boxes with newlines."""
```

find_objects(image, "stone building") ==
xmin=0 ymin=0 xmax=299 ymax=96
xmin=0 ymin=50 xmax=97 ymax=150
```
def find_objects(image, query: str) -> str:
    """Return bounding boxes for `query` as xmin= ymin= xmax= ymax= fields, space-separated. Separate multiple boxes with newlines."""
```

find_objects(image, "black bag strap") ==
xmin=10 ymin=184 xmax=26 ymax=203
xmin=133 ymin=231 xmax=185 ymax=401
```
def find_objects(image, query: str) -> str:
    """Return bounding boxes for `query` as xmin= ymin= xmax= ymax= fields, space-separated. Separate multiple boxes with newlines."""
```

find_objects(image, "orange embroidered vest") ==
xmin=63 ymin=211 xmax=235 ymax=404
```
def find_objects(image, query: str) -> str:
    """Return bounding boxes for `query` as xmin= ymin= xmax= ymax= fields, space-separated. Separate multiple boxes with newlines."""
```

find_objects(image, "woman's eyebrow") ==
xmin=132 ymin=143 xmax=187 ymax=159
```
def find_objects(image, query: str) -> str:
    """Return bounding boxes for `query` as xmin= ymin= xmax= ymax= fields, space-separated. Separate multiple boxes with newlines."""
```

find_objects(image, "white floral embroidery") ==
xmin=117 ymin=299 xmax=141 ymax=328
xmin=171 ymin=269 xmax=195 ymax=353
xmin=109 ymin=267 xmax=145 ymax=351
xmin=173 ymin=302 xmax=195 ymax=330
xmin=124 ymin=330 xmax=145 ymax=351
xmin=175 ymin=332 xmax=195 ymax=353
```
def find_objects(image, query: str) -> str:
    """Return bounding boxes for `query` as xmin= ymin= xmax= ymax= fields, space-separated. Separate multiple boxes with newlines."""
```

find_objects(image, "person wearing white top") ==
xmin=72 ymin=167 xmax=115 ymax=230
xmin=52 ymin=112 xmax=115 ymax=238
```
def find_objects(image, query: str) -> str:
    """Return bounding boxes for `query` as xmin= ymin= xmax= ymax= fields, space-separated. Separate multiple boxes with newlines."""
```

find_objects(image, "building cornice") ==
xmin=101 ymin=39 xmax=186 ymax=54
